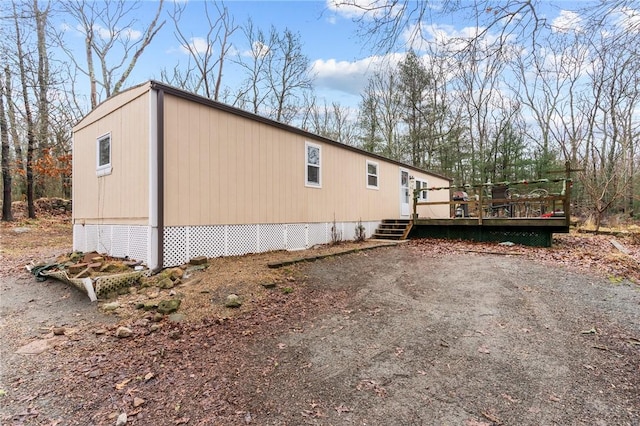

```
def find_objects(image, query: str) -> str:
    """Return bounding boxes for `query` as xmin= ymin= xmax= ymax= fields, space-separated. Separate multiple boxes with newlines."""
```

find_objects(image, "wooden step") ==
xmin=373 ymin=219 xmax=412 ymax=240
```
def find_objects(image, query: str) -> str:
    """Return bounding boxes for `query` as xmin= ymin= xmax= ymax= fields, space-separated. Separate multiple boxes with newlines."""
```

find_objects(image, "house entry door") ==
xmin=400 ymin=170 xmax=410 ymax=217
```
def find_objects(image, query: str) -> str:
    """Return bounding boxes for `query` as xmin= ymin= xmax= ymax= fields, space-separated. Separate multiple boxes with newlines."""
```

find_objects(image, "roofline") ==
xmin=147 ymin=80 xmax=453 ymax=182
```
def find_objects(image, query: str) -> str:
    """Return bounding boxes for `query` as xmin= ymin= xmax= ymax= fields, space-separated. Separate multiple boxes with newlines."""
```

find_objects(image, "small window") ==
xmin=96 ymin=133 xmax=112 ymax=176
xmin=415 ymin=180 xmax=428 ymax=201
xmin=366 ymin=160 xmax=379 ymax=189
xmin=305 ymin=142 xmax=321 ymax=187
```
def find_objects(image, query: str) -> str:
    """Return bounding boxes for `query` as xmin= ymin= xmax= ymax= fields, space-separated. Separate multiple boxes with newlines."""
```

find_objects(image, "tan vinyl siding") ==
xmin=72 ymin=89 xmax=150 ymax=223
xmin=162 ymin=94 xmax=450 ymax=227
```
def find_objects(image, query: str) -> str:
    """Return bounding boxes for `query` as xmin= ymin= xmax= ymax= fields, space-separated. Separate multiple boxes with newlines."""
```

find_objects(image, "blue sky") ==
xmin=55 ymin=0 xmax=602 ymax=110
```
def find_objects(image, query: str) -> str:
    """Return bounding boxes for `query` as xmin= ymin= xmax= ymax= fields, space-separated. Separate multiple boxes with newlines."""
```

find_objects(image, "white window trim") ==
xmin=96 ymin=132 xmax=112 ymax=177
xmin=305 ymin=141 xmax=321 ymax=188
xmin=415 ymin=179 xmax=428 ymax=201
xmin=366 ymin=160 xmax=379 ymax=189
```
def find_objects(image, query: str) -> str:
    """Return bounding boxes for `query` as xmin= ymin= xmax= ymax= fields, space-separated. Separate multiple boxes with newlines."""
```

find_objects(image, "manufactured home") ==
xmin=72 ymin=81 xmax=451 ymax=269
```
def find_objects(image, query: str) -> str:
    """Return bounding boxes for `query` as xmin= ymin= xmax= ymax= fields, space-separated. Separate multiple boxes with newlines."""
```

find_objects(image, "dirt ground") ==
xmin=0 ymin=214 xmax=639 ymax=426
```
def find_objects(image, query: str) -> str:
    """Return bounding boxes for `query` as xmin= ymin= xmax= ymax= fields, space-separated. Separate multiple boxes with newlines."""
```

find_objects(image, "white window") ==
xmin=305 ymin=142 xmax=321 ymax=187
xmin=96 ymin=133 xmax=112 ymax=177
xmin=366 ymin=160 xmax=379 ymax=189
xmin=415 ymin=179 xmax=428 ymax=201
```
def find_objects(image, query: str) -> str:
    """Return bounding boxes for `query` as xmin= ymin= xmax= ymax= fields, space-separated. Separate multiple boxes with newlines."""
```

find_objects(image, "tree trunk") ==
xmin=0 ymin=74 xmax=12 ymax=221
xmin=13 ymin=1 xmax=36 ymax=218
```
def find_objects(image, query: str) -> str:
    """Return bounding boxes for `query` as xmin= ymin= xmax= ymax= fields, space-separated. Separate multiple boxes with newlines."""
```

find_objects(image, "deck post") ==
xmin=478 ymin=189 xmax=483 ymax=225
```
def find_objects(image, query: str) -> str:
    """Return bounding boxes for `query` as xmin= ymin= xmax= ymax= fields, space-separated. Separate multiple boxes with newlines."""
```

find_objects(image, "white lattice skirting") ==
xmin=73 ymin=224 xmax=150 ymax=265
xmin=163 ymin=221 xmax=380 ymax=268
xmin=74 ymin=221 xmax=380 ymax=268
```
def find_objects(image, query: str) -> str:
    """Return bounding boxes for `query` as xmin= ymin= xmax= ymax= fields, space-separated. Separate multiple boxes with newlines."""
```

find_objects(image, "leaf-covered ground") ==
xmin=1 ymin=210 xmax=638 ymax=425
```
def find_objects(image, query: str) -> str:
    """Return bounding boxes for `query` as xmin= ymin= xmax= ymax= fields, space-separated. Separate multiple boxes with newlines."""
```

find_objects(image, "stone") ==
xmin=189 ymin=256 xmax=208 ymax=265
xmin=143 ymin=302 xmax=158 ymax=311
xmin=103 ymin=302 xmax=121 ymax=311
xmin=152 ymin=313 xmax=164 ymax=322
xmin=100 ymin=262 xmax=128 ymax=273
xmin=149 ymin=324 xmax=161 ymax=332
xmin=225 ymin=294 xmax=242 ymax=308
xmin=52 ymin=327 xmax=66 ymax=335
xmin=133 ymin=397 xmax=145 ymax=408
xmin=157 ymin=299 xmax=181 ymax=314
xmin=168 ymin=313 xmax=185 ymax=323
xmin=87 ymin=369 xmax=102 ymax=378
xmin=157 ymin=278 xmax=174 ymax=289
xmin=116 ymin=412 xmax=127 ymax=426
xmin=115 ymin=326 xmax=133 ymax=338
xmin=261 ymin=282 xmax=277 ymax=289
xmin=168 ymin=267 xmax=184 ymax=280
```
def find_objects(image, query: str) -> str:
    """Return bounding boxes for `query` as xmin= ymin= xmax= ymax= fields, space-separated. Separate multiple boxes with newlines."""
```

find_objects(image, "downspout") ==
xmin=148 ymin=85 xmax=164 ymax=272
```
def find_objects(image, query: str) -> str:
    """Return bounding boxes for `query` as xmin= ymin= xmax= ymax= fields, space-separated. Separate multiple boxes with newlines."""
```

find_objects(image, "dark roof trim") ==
xmin=148 ymin=80 xmax=452 ymax=182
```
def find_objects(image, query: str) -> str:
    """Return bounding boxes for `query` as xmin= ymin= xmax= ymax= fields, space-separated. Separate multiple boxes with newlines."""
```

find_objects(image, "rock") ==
xmin=103 ymin=302 xmax=121 ymax=311
xmin=152 ymin=313 xmax=164 ymax=322
xmin=149 ymin=324 xmax=161 ymax=332
xmin=52 ymin=327 xmax=66 ymax=335
xmin=157 ymin=299 xmax=181 ymax=314
xmin=134 ymin=319 xmax=150 ymax=327
xmin=133 ymin=397 xmax=145 ymax=408
xmin=168 ymin=330 xmax=182 ymax=340
xmin=95 ymin=329 xmax=107 ymax=335
xmin=261 ymin=282 xmax=277 ymax=289
xmin=143 ymin=302 xmax=158 ymax=311
xmin=87 ymin=369 xmax=102 ymax=378
xmin=69 ymin=252 xmax=83 ymax=262
xmin=115 ymin=326 xmax=133 ymax=338
xmin=190 ymin=256 xmax=208 ymax=265
xmin=157 ymin=277 xmax=174 ymax=289
xmin=168 ymin=313 xmax=185 ymax=323
xmin=100 ymin=262 xmax=129 ymax=273
xmin=168 ymin=267 xmax=184 ymax=280
xmin=225 ymin=294 xmax=242 ymax=308
xmin=116 ymin=412 xmax=127 ymax=426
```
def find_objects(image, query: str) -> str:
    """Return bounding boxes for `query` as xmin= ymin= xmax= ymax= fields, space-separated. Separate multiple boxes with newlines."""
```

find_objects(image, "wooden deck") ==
xmin=409 ymin=177 xmax=572 ymax=247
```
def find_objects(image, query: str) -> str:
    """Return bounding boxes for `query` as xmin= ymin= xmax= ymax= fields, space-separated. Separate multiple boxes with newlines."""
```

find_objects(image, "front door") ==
xmin=400 ymin=170 xmax=410 ymax=217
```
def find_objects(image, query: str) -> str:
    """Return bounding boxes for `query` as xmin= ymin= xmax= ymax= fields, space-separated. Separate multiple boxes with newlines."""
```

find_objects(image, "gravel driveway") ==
xmin=1 ymin=243 xmax=638 ymax=425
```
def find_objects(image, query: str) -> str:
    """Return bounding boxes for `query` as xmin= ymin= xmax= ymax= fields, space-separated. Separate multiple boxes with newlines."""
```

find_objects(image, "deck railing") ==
xmin=413 ymin=178 xmax=572 ymax=228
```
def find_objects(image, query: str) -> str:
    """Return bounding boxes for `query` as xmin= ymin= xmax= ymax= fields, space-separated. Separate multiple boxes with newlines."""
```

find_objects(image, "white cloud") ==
xmin=311 ymin=53 xmax=403 ymax=95
xmin=612 ymin=6 xmax=640 ymax=33
xmin=551 ymin=10 xmax=583 ymax=33
xmin=180 ymin=37 xmax=210 ymax=55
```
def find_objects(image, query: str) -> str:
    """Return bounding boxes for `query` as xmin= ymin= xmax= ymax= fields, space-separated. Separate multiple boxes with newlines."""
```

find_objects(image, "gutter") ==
xmin=148 ymin=85 xmax=165 ymax=272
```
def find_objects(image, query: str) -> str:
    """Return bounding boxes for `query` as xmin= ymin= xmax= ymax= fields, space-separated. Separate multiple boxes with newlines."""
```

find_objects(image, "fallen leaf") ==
xmin=501 ymin=393 xmax=519 ymax=403
xmin=477 ymin=346 xmax=491 ymax=354
xmin=115 ymin=378 xmax=132 ymax=390
xmin=335 ymin=404 xmax=351 ymax=413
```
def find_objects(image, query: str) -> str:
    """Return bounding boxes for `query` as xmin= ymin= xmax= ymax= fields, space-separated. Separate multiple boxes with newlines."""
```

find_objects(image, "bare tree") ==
xmin=0 ymin=69 xmax=12 ymax=221
xmin=300 ymin=95 xmax=357 ymax=145
xmin=62 ymin=0 xmax=165 ymax=108
xmin=266 ymin=28 xmax=314 ymax=123
xmin=11 ymin=0 xmax=37 ymax=218
xmin=233 ymin=18 xmax=273 ymax=113
xmin=163 ymin=0 xmax=237 ymax=100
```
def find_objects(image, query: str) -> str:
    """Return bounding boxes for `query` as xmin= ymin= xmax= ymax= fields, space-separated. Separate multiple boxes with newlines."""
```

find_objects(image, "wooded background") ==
xmin=1 ymin=0 xmax=638 ymax=230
